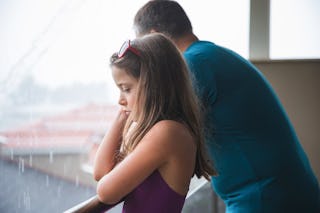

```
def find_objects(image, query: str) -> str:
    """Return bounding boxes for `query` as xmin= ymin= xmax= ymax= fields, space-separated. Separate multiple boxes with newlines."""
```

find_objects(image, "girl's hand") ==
xmin=118 ymin=108 xmax=129 ymax=121
xmin=114 ymin=109 xmax=129 ymax=129
xmin=93 ymin=108 xmax=129 ymax=181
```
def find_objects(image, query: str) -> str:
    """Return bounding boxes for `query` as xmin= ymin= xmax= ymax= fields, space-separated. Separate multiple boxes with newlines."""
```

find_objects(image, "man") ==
xmin=133 ymin=1 xmax=320 ymax=212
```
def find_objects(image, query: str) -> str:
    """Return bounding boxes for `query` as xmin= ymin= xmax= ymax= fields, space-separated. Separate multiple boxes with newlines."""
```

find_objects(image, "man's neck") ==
xmin=174 ymin=33 xmax=198 ymax=52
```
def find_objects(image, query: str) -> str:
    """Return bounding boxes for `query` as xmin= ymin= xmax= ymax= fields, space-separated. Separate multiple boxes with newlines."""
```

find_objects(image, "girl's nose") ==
xmin=118 ymin=96 xmax=126 ymax=106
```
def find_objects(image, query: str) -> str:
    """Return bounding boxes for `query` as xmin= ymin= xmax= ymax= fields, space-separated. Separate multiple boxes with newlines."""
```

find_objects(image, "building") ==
xmin=0 ymin=103 xmax=118 ymax=212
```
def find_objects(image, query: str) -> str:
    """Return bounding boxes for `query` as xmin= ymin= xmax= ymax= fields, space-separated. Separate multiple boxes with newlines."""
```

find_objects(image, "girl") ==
xmin=93 ymin=33 xmax=216 ymax=212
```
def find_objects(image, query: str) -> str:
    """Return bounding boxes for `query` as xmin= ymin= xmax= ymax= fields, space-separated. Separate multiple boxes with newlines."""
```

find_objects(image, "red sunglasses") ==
xmin=118 ymin=40 xmax=141 ymax=58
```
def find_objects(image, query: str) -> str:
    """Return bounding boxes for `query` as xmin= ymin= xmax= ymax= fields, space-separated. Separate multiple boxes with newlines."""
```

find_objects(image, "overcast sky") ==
xmin=0 ymin=0 xmax=319 ymax=93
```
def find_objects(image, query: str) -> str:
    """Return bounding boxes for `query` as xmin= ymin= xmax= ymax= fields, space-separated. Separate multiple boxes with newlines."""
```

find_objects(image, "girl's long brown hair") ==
xmin=110 ymin=33 xmax=216 ymax=179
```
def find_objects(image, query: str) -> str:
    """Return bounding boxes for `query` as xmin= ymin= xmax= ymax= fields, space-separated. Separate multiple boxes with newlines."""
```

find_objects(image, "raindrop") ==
xmin=19 ymin=157 xmax=25 ymax=174
xmin=10 ymin=148 xmax=14 ymax=160
xmin=46 ymin=175 xmax=50 ymax=187
xmin=18 ymin=193 xmax=22 ymax=209
xmin=75 ymin=175 xmax=79 ymax=187
xmin=49 ymin=150 xmax=53 ymax=163
xmin=23 ymin=191 xmax=31 ymax=210
xmin=57 ymin=185 xmax=62 ymax=197
xmin=29 ymin=154 xmax=33 ymax=167
xmin=63 ymin=163 xmax=67 ymax=175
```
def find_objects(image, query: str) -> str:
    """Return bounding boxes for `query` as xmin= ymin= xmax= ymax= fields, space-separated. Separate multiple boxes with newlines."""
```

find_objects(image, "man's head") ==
xmin=133 ymin=0 xmax=193 ymax=39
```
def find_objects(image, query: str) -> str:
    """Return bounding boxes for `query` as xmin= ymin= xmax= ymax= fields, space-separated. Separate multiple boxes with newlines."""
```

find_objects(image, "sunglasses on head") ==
xmin=118 ymin=40 xmax=141 ymax=58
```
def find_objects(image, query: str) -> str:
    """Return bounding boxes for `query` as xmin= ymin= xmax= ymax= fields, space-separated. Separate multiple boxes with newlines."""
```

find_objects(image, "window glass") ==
xmin=181 ymin=0 xmax=249 ymax=58
xmin=270 ymin=0 xmax=320 ymax=59
xmin=0 ymin=1 xmax=146 ymax=211
xmin=0 ymin=1 xmax=249 ymax=211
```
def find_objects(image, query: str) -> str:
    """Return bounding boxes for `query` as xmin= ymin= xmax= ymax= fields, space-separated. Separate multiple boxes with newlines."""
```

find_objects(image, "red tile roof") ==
xmin=0 ymin=103 xmax=118 ymax=154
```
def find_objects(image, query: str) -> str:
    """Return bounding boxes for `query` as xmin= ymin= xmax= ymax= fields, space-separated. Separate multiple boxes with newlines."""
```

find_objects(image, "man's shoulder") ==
xmin=185 ymin=40 xmax=216 ymax=54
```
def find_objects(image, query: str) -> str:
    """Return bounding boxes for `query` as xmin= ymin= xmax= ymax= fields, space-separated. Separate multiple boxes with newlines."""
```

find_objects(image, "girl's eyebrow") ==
xmin=117 ymin=82 xmax=131 ymax=88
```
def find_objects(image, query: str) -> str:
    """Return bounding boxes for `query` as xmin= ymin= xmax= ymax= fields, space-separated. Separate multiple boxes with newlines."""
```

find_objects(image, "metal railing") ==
xmin=64 ymin=195 xmax=118 ymax=213
xmin=64 ymin=178 xmax=225 ymax=213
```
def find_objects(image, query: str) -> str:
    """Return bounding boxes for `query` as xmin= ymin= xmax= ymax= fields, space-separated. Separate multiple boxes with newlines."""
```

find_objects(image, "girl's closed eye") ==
xmin=121 ymin=86 xmax=131 ymax=93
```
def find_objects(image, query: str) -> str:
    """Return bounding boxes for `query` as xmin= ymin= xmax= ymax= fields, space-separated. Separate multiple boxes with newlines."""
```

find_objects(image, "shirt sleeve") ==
xmin=184 ymin=52 xmax=217 ymax=108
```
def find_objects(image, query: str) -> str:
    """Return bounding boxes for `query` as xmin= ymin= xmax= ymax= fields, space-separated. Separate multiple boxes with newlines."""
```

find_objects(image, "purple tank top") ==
xmin=122 ymin=170 xmax=186 ymax=213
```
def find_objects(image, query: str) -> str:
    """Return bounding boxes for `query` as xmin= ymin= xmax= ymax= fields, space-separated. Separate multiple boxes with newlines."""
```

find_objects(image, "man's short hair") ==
xmin=134 ymin=0 xmax=193 ymax=39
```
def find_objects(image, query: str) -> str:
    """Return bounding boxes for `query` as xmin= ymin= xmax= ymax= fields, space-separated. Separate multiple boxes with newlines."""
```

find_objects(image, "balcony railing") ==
xmin=64 ymin=195 xmax=111 ymax=213
xmin=64 ymin=178 xmax=225 ymax=213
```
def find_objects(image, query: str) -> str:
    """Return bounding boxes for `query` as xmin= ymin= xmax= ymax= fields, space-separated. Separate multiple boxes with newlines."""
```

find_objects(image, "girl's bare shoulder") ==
xmin=142 ymin=120 xmax=194 ymax=150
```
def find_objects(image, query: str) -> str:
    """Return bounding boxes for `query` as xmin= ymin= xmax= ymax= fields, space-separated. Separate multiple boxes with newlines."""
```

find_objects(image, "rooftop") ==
xmin=0 ymin=103 xmax=118 ymax=211
xmin=0 ymin=103 xmax=118 ymax=155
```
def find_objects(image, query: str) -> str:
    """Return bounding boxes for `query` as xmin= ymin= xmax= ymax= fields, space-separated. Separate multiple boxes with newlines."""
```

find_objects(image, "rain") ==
xmin=1 ymin=0 xmax=319 ymax=212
